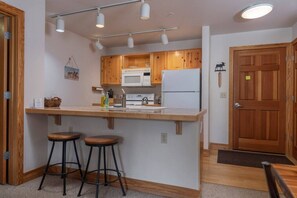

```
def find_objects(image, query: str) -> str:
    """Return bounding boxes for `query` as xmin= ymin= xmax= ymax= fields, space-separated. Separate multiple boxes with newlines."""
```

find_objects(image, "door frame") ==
xmin=0 ymin=2 xmax=24 ymax=185
xmin=229 ymin=43 xmax=292 ymax=154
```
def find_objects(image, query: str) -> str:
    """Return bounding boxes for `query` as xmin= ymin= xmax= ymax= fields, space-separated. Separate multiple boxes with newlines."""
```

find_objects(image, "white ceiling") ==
xmin=46 ymin=0 xmax=297 ymax=47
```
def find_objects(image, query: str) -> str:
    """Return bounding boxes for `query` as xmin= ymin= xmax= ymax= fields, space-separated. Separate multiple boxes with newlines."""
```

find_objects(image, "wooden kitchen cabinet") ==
xmin=101 ymin=56 xmax=122 ymax=85
xmin=151 ymin=52 xmax=166 ymax=84
xmin=184 ymin=49 xmax=202 ymax=69
xmin=122 ymin=54 xmax=150 ymax=69
xmin=166 ymin=50 xmax=185 ymax=70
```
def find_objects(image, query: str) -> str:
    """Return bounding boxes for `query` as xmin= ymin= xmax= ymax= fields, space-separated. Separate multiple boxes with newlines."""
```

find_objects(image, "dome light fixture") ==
xmin=56 ymin=16 xmax=65 ymax=32
xmin=161 ymin=30 xmax=168 ymax=45
xmin=96 ymin=8 xmax=105 ymax=28
xmin=140 ymin=0 xmax=150 ymax=20
xmin=95 ymin=39 xmax=104 ymax=50
xmin=127 ymin=34 xmax=134 ymax=48
xmin=241 ymin=3 xmax=273 ymax=19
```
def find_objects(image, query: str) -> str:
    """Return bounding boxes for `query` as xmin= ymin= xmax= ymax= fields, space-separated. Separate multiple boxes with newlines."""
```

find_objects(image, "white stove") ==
xmin=126 ymin=93 xmax=155 ymax=106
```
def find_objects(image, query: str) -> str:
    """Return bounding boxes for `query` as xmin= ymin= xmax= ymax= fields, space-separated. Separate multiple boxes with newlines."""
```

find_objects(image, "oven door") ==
xmin=121 ymin=73 xmax=143 ymax=87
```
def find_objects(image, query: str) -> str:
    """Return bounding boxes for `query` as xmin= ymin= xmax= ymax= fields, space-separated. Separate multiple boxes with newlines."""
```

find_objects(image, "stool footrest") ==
xmin=81 ymin=168 xmax=122 ymax=186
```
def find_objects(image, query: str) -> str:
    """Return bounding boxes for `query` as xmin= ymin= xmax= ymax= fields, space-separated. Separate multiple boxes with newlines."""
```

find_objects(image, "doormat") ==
xmin=217 ymin=150 xmax=294 ymax=168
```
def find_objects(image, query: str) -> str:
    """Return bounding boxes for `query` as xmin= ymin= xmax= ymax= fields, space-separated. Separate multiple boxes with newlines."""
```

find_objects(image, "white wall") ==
xmin=293 ymin=22 xmax=297 ymax=40
xmin=3 ymin=0 xmax=48 ymax=172
xmin=45 ymin=22 xmax=102 ymax=106
xmin=209 ymin=28 xmax=292 ymax=144
xmin=48 ymin=117 xmax=200 ymax=190
xmin=104 ymin=39 xmax=202 ymax=55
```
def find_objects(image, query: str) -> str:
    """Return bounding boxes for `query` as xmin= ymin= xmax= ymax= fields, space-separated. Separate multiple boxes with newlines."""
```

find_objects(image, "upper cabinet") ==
xmin=184 ymin=49 xmax=202 ymax=69
xmin=166 ymin=50 xmax=185 ymax=70
xmin=123 ymin=54 xmax=150 ymax=69
xmin=151 ymin=52 xmax=166 ymax=84
xmin=100 ymin=48 xmax=201 ymax=86
xmin=101 ymin=55 xmax=122 ymax=85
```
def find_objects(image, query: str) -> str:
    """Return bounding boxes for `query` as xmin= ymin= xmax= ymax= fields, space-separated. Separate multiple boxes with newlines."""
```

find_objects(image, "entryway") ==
xmin=230 ymin=44 xmax=288 ymax=154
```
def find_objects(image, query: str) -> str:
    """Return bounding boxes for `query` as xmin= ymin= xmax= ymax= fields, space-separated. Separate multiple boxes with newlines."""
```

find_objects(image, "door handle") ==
xmin=234 ymin=102 xmax=242 ymax=109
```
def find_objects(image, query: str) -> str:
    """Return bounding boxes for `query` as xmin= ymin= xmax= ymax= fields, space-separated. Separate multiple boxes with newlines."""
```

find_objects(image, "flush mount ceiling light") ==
xmin=241 ymin=3 xmax=273 ymax=19
xmin=140 ymin=0 xmax=150 ymax=20
xmin=50 ymin=0 xmax=151 ymax=32
xmin=161 ymin=30 xmax=168 ymax=45
xmin=56 ymin=16 xmax=65 ymax=32
xmin=95 ymin=39 xmax=104 ymax=50
xmin=92 ymin=27 xmax=178 ymax=50
xmin=96 ymin=8 xmax=105 ymax=28
xmin=128 ymin=34 xmax=134 ymax=48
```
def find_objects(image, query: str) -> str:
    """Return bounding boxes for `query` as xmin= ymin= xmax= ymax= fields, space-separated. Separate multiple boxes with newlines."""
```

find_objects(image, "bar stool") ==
xmin=38 ymin=132 xmax=83 ymax=196
xmin=77 ymin=135 xmax=126 ymax=198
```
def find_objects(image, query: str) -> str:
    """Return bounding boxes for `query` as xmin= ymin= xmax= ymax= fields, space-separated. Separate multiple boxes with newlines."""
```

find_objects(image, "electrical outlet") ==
xmin=161 ymin=133 xmax=167 ymax=144
xmin=220 ymin=92 xmax=227 ymax=98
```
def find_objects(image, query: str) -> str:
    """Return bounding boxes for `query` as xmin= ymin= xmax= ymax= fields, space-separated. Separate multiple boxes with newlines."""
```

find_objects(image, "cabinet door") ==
xmin=185 ymin=49 xmax=202 ymax=69
xmin=100 ymin=56 xmax=122 ymax=85
xmin=109 ymin=56 xmax=122 ymax=85
xmin=166 ymin=51 xmax=185 ymax=70
xmin=100 ymin=56 xmax=108 ymax=85
xmin=151 ymin=52 xmax=166 ymax=84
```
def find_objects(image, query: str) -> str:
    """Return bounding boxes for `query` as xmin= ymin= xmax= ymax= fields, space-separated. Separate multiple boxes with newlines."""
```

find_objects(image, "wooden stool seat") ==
xmin=84 ymin=135 xmax=119 ymax=145
xmin=48 ymin=132 xmax=81 ymax=141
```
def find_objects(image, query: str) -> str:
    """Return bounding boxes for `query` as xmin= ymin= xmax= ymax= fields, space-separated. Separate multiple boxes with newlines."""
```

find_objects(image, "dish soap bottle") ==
xmin=100 ymin=92 xmax=106 ymax=107
xmin=104 ymin=94 xmax=109 ymax=108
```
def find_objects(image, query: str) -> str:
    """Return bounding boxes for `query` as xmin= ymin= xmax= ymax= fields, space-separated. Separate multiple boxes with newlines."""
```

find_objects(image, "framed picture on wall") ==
xmin=64 ymin=65 xmax=79 ymax=80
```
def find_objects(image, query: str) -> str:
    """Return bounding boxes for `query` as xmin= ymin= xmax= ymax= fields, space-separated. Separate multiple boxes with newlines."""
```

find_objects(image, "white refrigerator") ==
xmin=161 ymin=69 xmax=200 ymax=109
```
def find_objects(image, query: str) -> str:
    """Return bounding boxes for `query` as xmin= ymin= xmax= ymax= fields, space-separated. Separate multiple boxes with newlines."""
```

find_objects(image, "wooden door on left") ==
xmin=0 ymin=14 xmax=9 ymax=184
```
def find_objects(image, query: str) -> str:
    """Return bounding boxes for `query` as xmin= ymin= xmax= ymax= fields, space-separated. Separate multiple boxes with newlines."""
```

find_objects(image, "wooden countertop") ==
xmin=271 ymin=164 xmax=297 ymax=198
xmin=25 ymin=106 xmax=206 ymax=122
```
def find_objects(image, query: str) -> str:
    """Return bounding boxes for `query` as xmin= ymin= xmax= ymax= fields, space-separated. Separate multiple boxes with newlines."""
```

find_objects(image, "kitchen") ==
xmin=1 ymin=0 xmax=297 ymax=198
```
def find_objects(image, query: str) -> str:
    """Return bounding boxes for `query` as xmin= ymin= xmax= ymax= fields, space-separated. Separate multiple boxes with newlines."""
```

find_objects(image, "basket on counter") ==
xmin=44 ymin=97 xmax=62 ymax=107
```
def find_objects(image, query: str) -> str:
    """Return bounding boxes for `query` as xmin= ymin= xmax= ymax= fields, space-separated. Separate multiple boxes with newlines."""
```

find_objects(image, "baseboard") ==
xmin=210 ymin=143 xmax=229 ymax=150
xmin=48 ymin=166 xmax=200 ymax=198
xmin=23 ymin=166 xmax=46 ymax=183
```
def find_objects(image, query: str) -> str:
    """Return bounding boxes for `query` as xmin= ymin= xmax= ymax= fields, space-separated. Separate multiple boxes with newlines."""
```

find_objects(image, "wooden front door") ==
xmin=233 ymin=47 xmax=287 ymax=154
xmin=0 ymin=14 xmax=9 ymax=184
xmin=292 ymin=42 xmax=297 ymax=159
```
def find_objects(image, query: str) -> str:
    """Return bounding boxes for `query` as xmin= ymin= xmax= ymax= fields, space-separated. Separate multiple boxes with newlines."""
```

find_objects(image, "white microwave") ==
xmin=121 ymin=68 xmax=151 ymax=87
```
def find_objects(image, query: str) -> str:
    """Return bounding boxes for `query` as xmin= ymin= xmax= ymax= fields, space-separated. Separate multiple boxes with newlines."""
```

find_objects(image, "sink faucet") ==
xmin=142 ymin=97 xmax=148 ymax=105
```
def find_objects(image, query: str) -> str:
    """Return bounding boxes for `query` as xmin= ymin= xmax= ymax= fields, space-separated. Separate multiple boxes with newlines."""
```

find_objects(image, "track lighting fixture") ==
xmin=93 ymin=27 xmax=178 ymax=49
xmin=96 ymin=8 xmax=105 ymax=28
xmin=95 ymin=39 xmax=104 ymax=50
xmin=56 ymin=16 xmax=65 ymax=32
xmin=50 ymin=0 xmax=150 ymax=32
xmin=140 ymin=0 xmax=150 ymax=20
xmin=128 ymin=34 xmax=134 ymax=48
xmin=161 ymin=30 xmax=168 ymax=45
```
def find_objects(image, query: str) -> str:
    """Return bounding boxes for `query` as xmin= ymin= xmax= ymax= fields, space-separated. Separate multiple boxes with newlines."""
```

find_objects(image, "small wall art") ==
xmin=64 ymin=56 xmax=79 ymax=81
xmin=215 ymin=62 xmax=226 ymax=88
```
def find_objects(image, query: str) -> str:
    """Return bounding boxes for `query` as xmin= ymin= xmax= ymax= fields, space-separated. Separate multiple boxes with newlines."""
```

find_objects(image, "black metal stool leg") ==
xmin=103 ymin=146 xmax=107 ymax=186
xmin=73 ymin=140 xmax=83 ymax=178
xmin=78 ymin=146 xmax=93 ymax=197
xmin=111 ymin=145 xmax=126 ymax=196
xmin=38 ymin=141 xmax=55 ymax=190
xmin=62 ymin=141 xmax=67 ymax=196
xmin=95 ymin=146 xmax=102 ymax=198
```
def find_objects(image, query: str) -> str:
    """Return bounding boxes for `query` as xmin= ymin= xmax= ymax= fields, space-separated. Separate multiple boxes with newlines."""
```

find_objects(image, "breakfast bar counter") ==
xmin=26 ymin=106 xmax=206 ymax=134
xmin=25 ymin=106 xmax=206 ymax=197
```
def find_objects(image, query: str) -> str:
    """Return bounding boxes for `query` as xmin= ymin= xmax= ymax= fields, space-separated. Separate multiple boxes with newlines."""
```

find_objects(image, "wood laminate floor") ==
xmin=201 ymin=148 xmax=268 ymax=191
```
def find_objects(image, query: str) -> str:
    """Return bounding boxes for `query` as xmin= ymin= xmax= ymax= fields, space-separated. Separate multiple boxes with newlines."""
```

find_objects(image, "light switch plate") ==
xmin=220 ymin=92 xmax=227 ymax=98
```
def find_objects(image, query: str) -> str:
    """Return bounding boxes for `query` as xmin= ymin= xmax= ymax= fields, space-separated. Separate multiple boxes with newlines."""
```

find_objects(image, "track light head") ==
xmin=161 ymin=30 xmax=168 ymax=45
xmin=95 ymin=39 xmax=104 ymax=50
xmin=56 ymin=16 xmax=65 ymax=32
xmin=140 ymin=0 xmax=150 ymax=20
xmin=96 ymin=8 xmax=105 ymax=28
xmin=128 ymin=34 xmax=134 ymax=48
